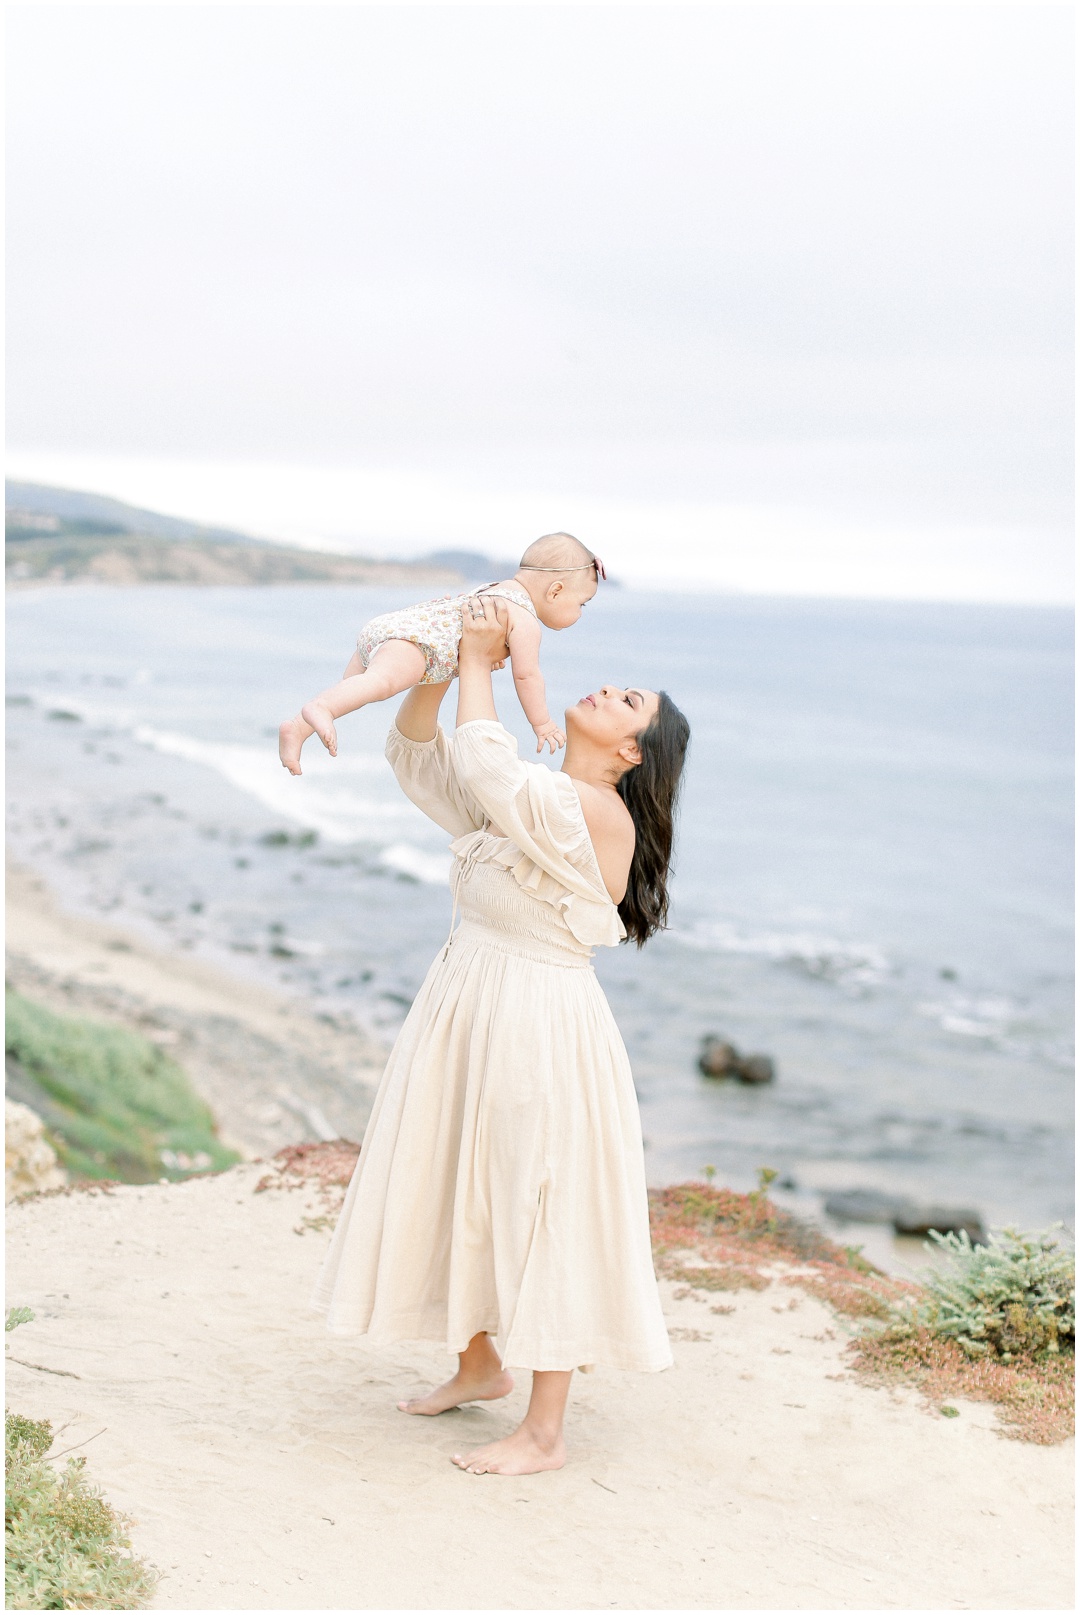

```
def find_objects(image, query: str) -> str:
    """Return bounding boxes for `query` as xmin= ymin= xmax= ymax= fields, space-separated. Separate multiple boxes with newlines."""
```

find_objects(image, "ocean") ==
xmin=6 ymin=582 xmax=1073 ymax=1242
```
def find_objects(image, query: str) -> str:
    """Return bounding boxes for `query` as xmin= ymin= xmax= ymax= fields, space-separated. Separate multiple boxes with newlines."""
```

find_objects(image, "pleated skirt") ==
xmin=312 ymin=870 xmax=672 ymax=1373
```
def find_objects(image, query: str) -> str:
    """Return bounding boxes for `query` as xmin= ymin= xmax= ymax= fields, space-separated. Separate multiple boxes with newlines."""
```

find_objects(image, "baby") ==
xmin=278 ymin=531 xmax=605 ymax=774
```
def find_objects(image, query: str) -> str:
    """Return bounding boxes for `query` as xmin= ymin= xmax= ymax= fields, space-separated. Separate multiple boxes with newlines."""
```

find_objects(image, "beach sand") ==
xmin=5 ymin=870 xmax=1074 ymax=1610
xmin=6 ymin=1166 xmax=1073 ymax=1611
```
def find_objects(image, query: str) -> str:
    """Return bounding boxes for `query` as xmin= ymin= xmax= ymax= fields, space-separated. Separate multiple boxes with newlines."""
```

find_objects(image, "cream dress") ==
xmin=312 ymin=717 xmax=672 ymax=1374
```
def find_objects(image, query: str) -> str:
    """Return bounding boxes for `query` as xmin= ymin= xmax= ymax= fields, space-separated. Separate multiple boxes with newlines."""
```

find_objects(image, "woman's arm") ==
xmin=386 ymin=676 xmax=485 ymax=837
xmin=395 ymin=679 xmax=452 ymax=742
xmin=456 ymin=597 xmax=508 ymax=726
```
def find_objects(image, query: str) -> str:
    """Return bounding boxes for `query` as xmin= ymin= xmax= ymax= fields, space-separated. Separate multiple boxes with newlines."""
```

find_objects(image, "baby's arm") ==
xmin=505 ymin=612 xmax=565 ymax=753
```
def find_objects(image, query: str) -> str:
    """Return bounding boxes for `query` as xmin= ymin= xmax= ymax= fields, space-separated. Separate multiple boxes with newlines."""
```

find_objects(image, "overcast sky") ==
xmin=6 ymin=2 xmax=1074 ymax=598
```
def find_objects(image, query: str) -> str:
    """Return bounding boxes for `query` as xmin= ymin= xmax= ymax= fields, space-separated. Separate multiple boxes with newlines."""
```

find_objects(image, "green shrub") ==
xmin=5 ymin=1412 xmax=158 ymax=1609
xmin=5 ymin=1311 xmax=157 ymax=1608
xmin=5 ymin=990 xmax=239 ymax=1184
xmin=910 ymin=1226 xmax=1075 ymax=1361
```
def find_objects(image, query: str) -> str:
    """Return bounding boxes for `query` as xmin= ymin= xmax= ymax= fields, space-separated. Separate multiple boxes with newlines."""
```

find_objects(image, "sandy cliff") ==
xmin=6 ymin=1163 xmax=1073 ymax=1612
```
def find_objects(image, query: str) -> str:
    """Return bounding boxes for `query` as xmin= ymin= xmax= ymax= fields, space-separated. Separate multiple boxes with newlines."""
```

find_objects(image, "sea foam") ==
xmin=132 ymin=725 xmax=427 ymax=847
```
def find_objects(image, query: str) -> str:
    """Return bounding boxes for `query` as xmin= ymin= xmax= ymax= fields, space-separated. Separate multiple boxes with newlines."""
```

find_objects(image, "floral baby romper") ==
xmin=355 ymin=585 xmax=537 ymax=685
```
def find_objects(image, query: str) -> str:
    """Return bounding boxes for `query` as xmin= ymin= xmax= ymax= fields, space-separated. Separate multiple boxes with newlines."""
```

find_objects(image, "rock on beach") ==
xmin=5 ymin=1098 xmax=67 ymax=1202
xmin=893 ymin=1204 xmax=988 ymax=1243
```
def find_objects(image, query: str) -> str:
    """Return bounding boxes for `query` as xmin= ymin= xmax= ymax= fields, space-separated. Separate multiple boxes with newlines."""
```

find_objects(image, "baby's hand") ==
xmin=533 ymin=721 xmax=566 ymax=754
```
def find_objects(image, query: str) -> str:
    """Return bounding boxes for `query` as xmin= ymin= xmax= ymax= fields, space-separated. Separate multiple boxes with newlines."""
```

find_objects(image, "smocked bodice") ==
xmin=452 ymin=857 xmax=594 ymax=966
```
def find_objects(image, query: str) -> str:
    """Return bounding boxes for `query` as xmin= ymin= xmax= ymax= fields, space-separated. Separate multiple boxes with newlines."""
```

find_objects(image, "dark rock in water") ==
xmin=734 ymin=1053 xmax=775 ymax=1085
xmin=893 ymin=1205 xmax=987 ymax=1243
xmin=824 ymin=1188 xmax=918 ymax=1224
xmin=698 ymin=1037 xmax=776 ymax=1084
xmin=698 ymin=1037 xmax=740 ymax=1078
xmin=825 ymin=1189 xmax=987 ymax=1242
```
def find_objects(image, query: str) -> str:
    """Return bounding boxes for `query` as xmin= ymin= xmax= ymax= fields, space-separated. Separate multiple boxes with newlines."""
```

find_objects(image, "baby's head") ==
xmin=516 ymin=532 xmax=603 ymax=630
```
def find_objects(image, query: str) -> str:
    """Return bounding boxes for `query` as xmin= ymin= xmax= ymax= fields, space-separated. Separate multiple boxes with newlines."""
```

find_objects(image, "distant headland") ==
xmin=5 ymin=481 xmax=514 ymax=588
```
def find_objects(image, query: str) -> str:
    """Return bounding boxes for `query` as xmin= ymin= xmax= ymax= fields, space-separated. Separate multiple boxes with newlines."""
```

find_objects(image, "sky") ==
xmin=6 ymin=2 xmax=1074 ymax=600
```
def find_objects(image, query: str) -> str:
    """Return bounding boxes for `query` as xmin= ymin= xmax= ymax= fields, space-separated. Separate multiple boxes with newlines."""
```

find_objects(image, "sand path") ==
xmin=6 ymin=1165 xmax=1072 ymax=1611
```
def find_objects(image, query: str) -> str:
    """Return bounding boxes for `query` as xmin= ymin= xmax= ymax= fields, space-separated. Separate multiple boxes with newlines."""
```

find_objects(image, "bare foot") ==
xmin=301 ymin=701 xmax=338 ymax=757
xmin=278 ymin=715 xmax=310 ymax=775
xmin=397 ymin=1365 xmax=514 ymax=1417
xmin=451 ymin=1425 xmax=566 ymax=1475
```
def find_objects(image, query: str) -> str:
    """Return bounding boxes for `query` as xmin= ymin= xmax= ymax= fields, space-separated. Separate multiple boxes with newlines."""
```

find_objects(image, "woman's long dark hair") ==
xmin=615 ymin=691 xmax=690 ymax=946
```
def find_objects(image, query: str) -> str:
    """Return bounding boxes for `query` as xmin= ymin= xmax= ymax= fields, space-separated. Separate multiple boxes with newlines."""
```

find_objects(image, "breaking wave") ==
xmin=673 ymin=917 xmax=892 ymax=990
xmin=132 ymin=724 xmax=427 ymax=847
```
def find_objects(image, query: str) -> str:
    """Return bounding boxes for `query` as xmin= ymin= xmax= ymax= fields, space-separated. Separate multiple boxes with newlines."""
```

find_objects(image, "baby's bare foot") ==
xmin=301 ymin=701 xmax=338 ymax=757
xmin=278 ymin=716 xmax=310 ymax=775
xmin=397 ymin=1366 xmax=514 ymax=1417
xmin=451 ymin=1425 xmax=566 ymax=1475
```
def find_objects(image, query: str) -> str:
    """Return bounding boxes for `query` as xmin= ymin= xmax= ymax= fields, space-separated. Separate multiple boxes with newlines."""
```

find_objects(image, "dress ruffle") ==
xmin=447 ymin=827 xmax=624 ymax=949
xmin=387 ymin=719 xmax=627 ymax=950
xmin=446 ymin=721 xmax=626 ymax=950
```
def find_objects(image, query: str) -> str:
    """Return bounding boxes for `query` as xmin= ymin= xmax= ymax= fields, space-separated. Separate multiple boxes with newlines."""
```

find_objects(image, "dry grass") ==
xmin=253 ymin=1140 xmax=360 ymax=1209
xmin=670 ymin=1266 xmax=769 ymax=1293
xmin=851 ymin=1327 xmax=1075 ymax=1446
xmin=648 ymin=1178 xmax=1073 ymax=1445
xmin=12 ymin=1178 xmax=122 ymax=1207
xmin=649 ymin=1179 xmax=838 ymax=1265
xmin=648 ymin=1179 xmax=914 ymax=1309
xmin=781 ymin=1270 xmax=905 ymax=1322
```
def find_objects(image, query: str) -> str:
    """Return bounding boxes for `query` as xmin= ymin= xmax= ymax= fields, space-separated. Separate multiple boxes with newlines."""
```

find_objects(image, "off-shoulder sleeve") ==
xmin=385 ymin=722 xmax=486 ymax=838
xmin=449 ymin=719 xmax=624 ymax=948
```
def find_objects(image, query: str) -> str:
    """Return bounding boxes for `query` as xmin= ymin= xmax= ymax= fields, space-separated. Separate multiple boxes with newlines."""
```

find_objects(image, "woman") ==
xmin=313 ymin=596 xmax=690 ymax=1476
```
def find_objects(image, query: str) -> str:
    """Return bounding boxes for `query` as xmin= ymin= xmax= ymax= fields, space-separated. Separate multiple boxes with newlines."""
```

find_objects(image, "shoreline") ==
xmin=5 ymin=859 xmax=387 ymax=1160
xmin=8 ymin=579 xmax=1073 ymax=1239
xmin=6 ymin=855 xmax=1068 ymax=1274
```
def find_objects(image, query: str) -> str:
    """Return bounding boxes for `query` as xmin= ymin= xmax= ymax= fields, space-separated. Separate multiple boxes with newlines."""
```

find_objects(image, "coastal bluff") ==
xmin=7 ymin=1162 xmax=1072 ymax=1611
xmin=5 ymin=480 xmax=494 ymax=588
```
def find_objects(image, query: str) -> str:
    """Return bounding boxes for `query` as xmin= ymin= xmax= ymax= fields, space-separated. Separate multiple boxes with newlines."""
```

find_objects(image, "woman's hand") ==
xmin=459 ymin=595 xmax=511 ymax=664
xmin=456 ymin=597 xmax=508 ymax=728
